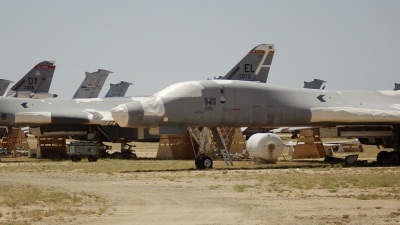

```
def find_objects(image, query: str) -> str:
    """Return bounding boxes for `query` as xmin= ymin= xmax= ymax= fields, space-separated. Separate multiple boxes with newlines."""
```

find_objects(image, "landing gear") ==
xmin=70 ymin=155 xmax=82 ymax=162
xmin=88 ymin=155 xmax=98 ymax=162
xmin=195 ymin=155 xmax=213 ymax=169
xmin=376 ymin=151 xmax=400 ymax=165
xmin=389 ymin=152 xmax=400 ymax=165
xmin=377 ymin=151 xmax=389 ymax=165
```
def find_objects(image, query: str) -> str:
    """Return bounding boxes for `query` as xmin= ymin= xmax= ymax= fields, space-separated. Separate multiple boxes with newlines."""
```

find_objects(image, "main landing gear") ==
xmin=195 ymin=155 xmax=213 ymax=169
xmin=376 ymin=151 xmax=400 ymax=166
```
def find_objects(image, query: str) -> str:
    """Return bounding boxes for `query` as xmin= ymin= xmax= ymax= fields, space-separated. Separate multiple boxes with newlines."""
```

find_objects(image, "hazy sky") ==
xmin=1 ymin=0 xmax=399 ymax=98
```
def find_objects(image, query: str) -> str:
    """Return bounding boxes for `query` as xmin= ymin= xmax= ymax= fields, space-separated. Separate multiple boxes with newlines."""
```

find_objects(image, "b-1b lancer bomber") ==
xmin=111 ymin=80 xmax=400 ymax=167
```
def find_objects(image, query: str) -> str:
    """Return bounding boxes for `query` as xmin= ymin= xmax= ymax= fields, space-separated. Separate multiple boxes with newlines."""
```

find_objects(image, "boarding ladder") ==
xmin=210 ymin=127 xmax=233 ymax=166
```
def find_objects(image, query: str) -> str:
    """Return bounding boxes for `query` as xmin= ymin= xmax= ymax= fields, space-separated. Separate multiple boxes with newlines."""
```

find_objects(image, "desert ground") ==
xmin=1 ymin=137 xmax=400 ymax=225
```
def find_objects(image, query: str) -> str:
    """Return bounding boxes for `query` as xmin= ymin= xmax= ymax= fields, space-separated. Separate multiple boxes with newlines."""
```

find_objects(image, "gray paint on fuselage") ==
xmin=112 ymin=80 xmax=400 ymax=128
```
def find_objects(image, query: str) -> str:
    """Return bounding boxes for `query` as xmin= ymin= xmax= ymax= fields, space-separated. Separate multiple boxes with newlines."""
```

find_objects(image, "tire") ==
xmin=195 ymin=157 xmax=202 ymax=169
xmin=88 ymin=155 xmax=95 ymax=162
xmin=389 ymin=152 xmax=400 ymax=165
xmin=377 ymin=151 xmax=389 ymax=165
xmin=201 ymin=156 xmax=213 ymax=169
xmin=71 ymin=155 xmax=79 ymax=162
xmin=78 ymin=157 xmax=82 ymax=162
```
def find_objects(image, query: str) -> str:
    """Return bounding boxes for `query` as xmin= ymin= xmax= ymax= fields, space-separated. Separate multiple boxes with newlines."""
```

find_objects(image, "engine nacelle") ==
xmin=247 ymin=133 xmax=283 ymax=163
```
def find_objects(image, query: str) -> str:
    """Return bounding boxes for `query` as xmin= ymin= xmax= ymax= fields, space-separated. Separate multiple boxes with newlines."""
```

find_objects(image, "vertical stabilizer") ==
xmin=73 ymin=69 xmax=113 ymax=99
xmin=7 ymin=61 xmax=56 ymax=97
xmin=105 ymin=81 xmax=133 ymax=97
xmin=394 ymin=83 xmax=400 ymax=91
xmin=219 ymin=44 xmax=275 ymax=83
xmin=0 ymin=79 xmax=13 ymax=96
xmin=304 ymin=79 xmax=326 ymax=89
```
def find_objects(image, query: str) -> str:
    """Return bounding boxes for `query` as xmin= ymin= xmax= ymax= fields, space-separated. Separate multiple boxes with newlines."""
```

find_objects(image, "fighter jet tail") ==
xmin=104 ymin=81 xmax=133 ymax=98
xmin=0 ymin=79 xmax=13 ymax=96
xmin=218 ymin=44 xmax=275 ymax=83
xmin=6 ymin=61 xmax=56 ymax=97
xmin=73 ymin=69 xmax=113 ymax=99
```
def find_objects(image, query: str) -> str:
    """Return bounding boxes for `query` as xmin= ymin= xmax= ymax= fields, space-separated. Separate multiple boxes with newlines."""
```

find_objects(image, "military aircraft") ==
xmin=0 ymin=44 xmax=275 ymax=148
xmin=6 ymin=61 xmax=58 ymax=99
xmin=73 ymin=69 xmax=112 ymax=98
xmin=111 ymin=79 xmax=400 ymax=168
xmin=104 ymin=81 xmax=133 ymax=98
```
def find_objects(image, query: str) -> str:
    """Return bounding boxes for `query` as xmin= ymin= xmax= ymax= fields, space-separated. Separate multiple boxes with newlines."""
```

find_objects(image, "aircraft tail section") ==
xmin=304 ymin=79 xmax=326 ymax=89
xmin=73 ymin=69 xmax=113 ymax=99
xmin=220 ymin=44 xmax=275 ymax=83
xmin=7 ymin=61 xmax=56 ymax=96
xmin=104 ymin=81 xmax=133 ymax=98
xmin=0 ymin=79 xmax=13 ymax=96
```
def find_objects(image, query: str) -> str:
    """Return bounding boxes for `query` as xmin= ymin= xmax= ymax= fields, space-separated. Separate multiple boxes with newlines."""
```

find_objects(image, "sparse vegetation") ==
xmin=233 ymin=184 xmax=248 ymax=192
xmin=0 ymin=184 xmax=109 ymax=224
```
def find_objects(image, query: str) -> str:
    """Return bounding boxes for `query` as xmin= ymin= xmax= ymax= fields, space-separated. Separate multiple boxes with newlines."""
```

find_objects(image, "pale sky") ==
xmin=1 ymin=0 xmax=399 ymax=98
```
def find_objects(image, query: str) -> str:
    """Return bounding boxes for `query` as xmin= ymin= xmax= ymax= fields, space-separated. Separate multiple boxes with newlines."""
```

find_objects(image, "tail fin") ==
xmin=7 ymin=61 xmax=56 ymax=96
xmin=219 ymin=44 xmax=275 ymax=82
xmin=73 ymin=69 xmax=113 ymax=99
xmin=104 ymin=81 xmax=133 ymax=97
xmin=303 ymin=79 xmax=326 ymax=89
xmin=394 ymin=83 xmax=400 ymax=91
xmin=0 ymin=79 xmax=13 ymax=96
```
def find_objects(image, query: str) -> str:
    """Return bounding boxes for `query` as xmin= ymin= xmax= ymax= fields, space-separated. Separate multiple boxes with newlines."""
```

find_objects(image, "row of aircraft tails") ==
xmin=0 ymin=61 xmax=133 ymax=99
xmin=2 ymin=43 xmax=400 ymax=169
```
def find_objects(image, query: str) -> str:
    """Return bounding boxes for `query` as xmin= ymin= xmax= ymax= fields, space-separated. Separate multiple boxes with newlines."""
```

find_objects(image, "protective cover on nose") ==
xmin=111 ymin=104 xmax=129 ymax=127
xmin=112 ymin=100 xmax=146 ymax=127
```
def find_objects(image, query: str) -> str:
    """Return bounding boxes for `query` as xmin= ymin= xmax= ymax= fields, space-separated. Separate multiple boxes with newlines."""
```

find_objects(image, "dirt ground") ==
xmin=1 ymin=167 xmax=400 ymax=225
xmin=1 ymin=139 xmax=400 ymax=224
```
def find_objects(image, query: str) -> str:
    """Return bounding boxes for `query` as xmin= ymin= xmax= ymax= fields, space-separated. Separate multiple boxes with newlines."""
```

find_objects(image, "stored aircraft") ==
xmin=0 ymin=44 xmax=275 ymax=148
xmin=111 ymin=79 xmax=400 ymax=167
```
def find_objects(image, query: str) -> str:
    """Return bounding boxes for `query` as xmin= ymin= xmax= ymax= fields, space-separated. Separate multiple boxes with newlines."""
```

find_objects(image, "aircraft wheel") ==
xmin=88 ymin=155 xmax=96 ymax=162
xmin=195 ymin=157 xmax=202 ymax=169
xmin=201 ymin=156 xmax=213 ymax=169
xmin=71 ymin=155 xmax=79 ymax=162
xmin=389 ymin=152 xmax=400 ymax=165
xmin=377 ymin=151 xmax=389 ymax=165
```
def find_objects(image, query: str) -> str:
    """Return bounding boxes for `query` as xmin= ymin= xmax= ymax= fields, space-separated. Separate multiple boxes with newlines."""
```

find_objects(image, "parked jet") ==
xmin=0 ymin=79 xmax=13 ymax=96
xmin=105 ymin=81 xmax=133 ymax=98
xmin=0 ymin=43 xmax=275 ymax=145
xmin=6 ymin=61 xmax=58 ymax=99
xmin=111 ymin=80 xmax=400 ymax=167
xmin=73 ymin=69 xmax=112 ymax=99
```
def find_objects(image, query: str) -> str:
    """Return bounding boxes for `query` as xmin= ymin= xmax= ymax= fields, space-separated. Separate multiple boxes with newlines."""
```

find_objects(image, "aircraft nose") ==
xmin=112 ymin=101 xmax=144 ymax=127
xmin=111 ymin=104 xmax=129 ymax=127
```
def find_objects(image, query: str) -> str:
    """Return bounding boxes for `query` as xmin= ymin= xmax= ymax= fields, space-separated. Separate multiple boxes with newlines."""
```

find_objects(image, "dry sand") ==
xmin=1 ymin=166 xmax=400 ymax=225
xmin=1 ymin=139 xmax=400 ymax=224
